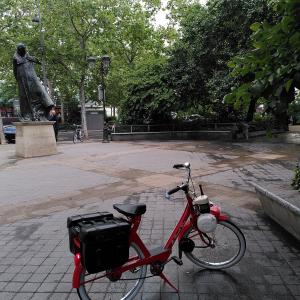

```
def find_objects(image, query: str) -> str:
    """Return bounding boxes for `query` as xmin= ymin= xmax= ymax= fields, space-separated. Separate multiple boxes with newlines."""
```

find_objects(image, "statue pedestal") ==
xmin=13 ymin=121 xmax=57 ymax=158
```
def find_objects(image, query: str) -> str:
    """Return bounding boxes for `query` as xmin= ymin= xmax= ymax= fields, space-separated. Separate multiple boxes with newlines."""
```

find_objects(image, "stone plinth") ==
xmin=13 ymin=121 xmax=57 ymax=158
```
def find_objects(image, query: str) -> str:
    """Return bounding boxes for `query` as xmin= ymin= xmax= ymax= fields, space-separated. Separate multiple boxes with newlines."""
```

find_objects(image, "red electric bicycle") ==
xmin=69 ymin=162 xmax=246 ymax=300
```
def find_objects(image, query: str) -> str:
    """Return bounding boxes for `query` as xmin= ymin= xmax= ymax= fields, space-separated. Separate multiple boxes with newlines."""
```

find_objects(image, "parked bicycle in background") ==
xmin=73 ymin=125 xmax=84 ymax=143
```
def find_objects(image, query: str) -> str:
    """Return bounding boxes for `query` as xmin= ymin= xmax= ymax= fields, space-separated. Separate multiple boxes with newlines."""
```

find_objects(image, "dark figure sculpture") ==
xmin=13 ymin=43 xmax=54 ymax=121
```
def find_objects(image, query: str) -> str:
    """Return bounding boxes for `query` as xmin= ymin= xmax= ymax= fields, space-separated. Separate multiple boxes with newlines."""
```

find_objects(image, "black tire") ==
xmin=183 ymin=220 xmax=246 ymax=269
xmin=79 ymin=131 xmax=84 ymax=142
xmin=73 ymin=133 xmax=78 ymax=144
xmin=77 ymin=243 xmax=147 ymax=300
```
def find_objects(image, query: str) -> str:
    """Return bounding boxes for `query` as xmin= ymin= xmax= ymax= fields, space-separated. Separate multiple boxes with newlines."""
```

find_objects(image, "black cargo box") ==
xmin=67 ymin=212 xmax=113 ymax=254
xmin=67 ymin=212 xmax=131 ymax=274
xmin=67 ymin=212 xmax=113 ymax=228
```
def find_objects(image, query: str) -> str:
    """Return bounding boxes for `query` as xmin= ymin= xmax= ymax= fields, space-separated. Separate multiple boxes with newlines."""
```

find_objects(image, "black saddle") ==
xmin=113 ymin=204 xmax=146 ymax=217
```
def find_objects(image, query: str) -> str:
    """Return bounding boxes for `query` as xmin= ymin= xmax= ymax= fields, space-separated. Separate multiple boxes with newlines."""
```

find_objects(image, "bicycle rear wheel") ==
xmin=77 ymin=243 xmax=147 ymax=300
xmin=183 ymin=220 xmax=246 ymax=269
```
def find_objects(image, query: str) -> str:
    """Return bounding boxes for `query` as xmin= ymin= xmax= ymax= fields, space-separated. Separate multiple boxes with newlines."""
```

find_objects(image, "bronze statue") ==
xmin=13 ymin=43 xmax=54 ymax=121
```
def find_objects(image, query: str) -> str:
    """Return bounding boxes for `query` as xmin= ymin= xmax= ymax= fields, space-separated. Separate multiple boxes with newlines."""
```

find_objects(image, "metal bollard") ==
xmin=102 ymin=123 xmax=110 ymax=143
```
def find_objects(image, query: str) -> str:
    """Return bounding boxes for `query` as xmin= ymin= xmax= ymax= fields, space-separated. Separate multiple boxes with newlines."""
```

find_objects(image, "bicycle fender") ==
xmin=210 ymin=204 xmax=229 ymax=221
xmin=218 ymin=214 xmax=230 ymax=221
xmin=72 ymin=253 xmax=83 ymax=289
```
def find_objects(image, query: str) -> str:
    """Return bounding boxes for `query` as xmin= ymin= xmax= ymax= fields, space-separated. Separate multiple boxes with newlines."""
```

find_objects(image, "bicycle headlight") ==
xmin=197 ymin=214 xmax=217 ymax=233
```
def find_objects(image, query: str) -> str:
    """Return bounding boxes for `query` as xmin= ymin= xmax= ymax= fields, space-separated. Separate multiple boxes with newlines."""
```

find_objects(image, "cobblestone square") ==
xmin=0 ymin=136 xmax=299 ymax=299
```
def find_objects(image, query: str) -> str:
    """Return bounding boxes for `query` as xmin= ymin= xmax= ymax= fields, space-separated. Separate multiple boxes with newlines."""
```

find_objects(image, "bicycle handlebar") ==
xmin=166 ymin=162 xmax=191 ymax=199
xmin=165 ymin=183 xmax=188 ymax=199
xmin=166 ymin=186 xmax=181 ymax=197
xmin=173 ymin=162 xmax=190 ymax=169
xmin=173 ymin=164 xmax=184 ymax=169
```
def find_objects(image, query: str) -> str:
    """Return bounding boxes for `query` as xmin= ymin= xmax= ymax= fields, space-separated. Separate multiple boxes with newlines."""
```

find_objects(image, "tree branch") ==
xmin=51 ymin=57 xmax=79 ymax=86
xmin=67 ymin=0 xmax=83 ymax=38
xmin=116 ymin=38 xmax=133 ymax=65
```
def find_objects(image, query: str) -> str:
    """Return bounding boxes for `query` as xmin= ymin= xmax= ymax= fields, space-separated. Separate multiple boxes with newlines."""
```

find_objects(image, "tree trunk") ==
xmin=275 ymin=87 xmax=295 ymax=131
xmin=60 ymin=100 xmax=65 ymax=124
xmin=79 ymin=77 xmax=88 ymax=139
xmin=0 ymin=117 xmax=6 ymax=145
xmin=274 ymin=111 xmax=289 ymax=131
xmin=48 ymin=79 xmax=55 ymax=103
xmin=246 ymin=97 xmax=257 ymax=122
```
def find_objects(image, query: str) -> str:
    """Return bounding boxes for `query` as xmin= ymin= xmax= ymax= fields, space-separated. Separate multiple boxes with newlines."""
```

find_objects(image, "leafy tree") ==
xmin=226 ymin=0 xmax=300 ymax=129
xmin=119 ymin=56 xmax=175 ymax=124
xmin=0 ymin=0 xmax=38 ymax=89
xmin=110 ymin=1 xmax=160 ymax=67
xmin=288 ymin=92 xmax=300 ymax=124
xmin=291 ymin=161 xmax=300 ymax=191
xmin=0 ymin=0 xmax=165 ymax=130
xmin=167 ymin=0 xmax=274 ymax=121
xmin=40 ymin=0 xmax=117 ymax=137
xmin=85 ymin=0 xmax=165 ymax=117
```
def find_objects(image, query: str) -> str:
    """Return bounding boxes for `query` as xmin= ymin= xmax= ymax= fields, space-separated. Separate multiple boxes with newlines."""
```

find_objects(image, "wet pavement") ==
xmin=0 ymin=134 xmax=299 ymax=299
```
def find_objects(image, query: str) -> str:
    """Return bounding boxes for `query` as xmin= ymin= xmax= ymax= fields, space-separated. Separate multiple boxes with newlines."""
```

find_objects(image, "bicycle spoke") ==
xmin=77 ymin=243 xmax=147 ymax=300
xmin=184 ymin=221 xmax=246 ymax=269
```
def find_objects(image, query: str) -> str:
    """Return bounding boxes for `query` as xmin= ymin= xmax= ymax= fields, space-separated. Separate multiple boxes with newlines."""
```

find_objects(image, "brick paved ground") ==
xmin=0 ymin=137 xmax=299 ymax=299
xmin=0 ymin=190 xmax=299 ymax=300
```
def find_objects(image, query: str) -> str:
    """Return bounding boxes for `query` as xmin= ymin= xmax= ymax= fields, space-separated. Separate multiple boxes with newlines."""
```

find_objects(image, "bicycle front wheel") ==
xmin=73 ymin=133 xmax=78 ymax=143
xmin=183 ymin=220 xmax=246 ymax=270
xmin=79 ymin=131 xmax=84 ymax=142
xmin=77 ymin=243 xmax=147 ymax=300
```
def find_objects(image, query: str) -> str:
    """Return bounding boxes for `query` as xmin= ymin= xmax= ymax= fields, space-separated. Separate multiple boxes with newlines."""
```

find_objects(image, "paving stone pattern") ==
xmin=200 ymin=162 xmax=294 ymax=191
xmin=0 ymin=190 xmax=299 ymax=300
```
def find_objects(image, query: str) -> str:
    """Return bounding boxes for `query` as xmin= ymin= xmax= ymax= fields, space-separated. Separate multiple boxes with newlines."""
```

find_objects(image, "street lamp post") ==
xmin=32 ymin=0 xmax=48 ymax=91
xmin=87 ymin=55 xmax=111 ymax=142
xmin=100 ymin=55 xmax=110 ymax=143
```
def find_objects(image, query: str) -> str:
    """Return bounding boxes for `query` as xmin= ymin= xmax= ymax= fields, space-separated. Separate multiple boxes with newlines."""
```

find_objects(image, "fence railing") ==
xmin=113 ymin=123 xmax=238 ymax=133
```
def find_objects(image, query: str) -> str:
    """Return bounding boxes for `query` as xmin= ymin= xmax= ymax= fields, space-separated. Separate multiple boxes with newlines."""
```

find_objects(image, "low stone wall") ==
xmin=236 ymin=129 xmax=286 ymax=140
xmin=250 ymin=182 xmax=300 ymax=240
xmin=111 ymin=130 xmax=233 ymax=141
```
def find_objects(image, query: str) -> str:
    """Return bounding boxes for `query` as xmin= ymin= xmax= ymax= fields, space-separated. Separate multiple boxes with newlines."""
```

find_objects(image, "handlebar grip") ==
xmin=173 ymin=164 xmax=184 ymax=169
xmin=165 ymin=186 xmax=181 ymax=199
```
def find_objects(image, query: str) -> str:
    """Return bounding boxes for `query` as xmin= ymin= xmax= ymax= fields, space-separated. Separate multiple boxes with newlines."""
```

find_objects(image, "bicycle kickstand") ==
xmin=159 ymin=272 xmax=179 ymax=293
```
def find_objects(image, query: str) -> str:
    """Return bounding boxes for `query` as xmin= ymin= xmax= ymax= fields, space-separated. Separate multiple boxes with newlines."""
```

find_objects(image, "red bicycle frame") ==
xmin=72 ymin=185 xmax=229 ymax=292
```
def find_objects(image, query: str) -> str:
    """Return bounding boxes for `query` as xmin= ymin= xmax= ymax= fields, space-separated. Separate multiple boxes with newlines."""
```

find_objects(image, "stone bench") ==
xmin=250 ymin=182 xmax=300 ymax=240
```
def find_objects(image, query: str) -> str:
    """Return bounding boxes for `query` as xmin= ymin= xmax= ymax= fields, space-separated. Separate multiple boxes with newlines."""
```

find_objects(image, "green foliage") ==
xmin=119 ymin=0 xmax=274 ymax=124
xmin=227 ymin=0 xmax=300 ymax=127
xmin=0 ymin=0 xmax=282 ymax=126
xmin=167 ymin=0 xmax=273 ymax=121
xmin=0 ymin=0 xmax=165 ymax=115
xmin=265 ymin=128 xmax=273 ymax=139
xmin=119 ymin=57 xmax=175 ymax=124
xmin=288 ymin=93 xmax=300 ymax=123
xmin=0 ymin=0 xmax=37 ymax=78
xmin=291 ymin=163 xmax=300 ymax=191
xmin=0 ymin=80 xmax=17 ymax=103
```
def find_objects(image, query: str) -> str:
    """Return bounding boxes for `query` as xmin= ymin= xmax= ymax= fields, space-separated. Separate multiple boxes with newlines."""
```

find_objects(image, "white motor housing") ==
xmin=193 ymin=195 xmax=209 ymax=205
xmin=197 ymin=213 xmax=217 ymax=233
xmin=193 ymin=195 xmax=210 ymax=213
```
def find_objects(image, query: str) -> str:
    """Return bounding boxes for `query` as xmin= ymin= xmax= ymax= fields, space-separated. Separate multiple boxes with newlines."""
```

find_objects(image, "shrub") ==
xmin=291 ymin=162 xmax=300 ymax=191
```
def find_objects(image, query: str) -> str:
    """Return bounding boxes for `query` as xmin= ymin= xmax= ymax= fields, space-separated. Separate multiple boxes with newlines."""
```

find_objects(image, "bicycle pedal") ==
xmin=171 ymin=256 xmax=183 ymax=265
